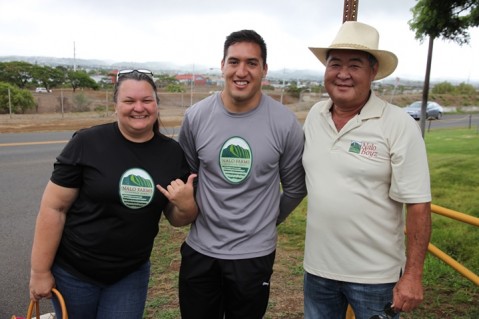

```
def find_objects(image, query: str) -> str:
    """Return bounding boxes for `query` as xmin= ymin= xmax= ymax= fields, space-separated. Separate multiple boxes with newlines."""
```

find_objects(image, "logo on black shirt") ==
xmin=119 ymin=168 xmax=154 ymax=209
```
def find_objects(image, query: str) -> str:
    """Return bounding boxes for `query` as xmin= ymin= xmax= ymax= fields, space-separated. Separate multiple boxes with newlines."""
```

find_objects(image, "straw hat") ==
xmin=309 ymin=21 xmax=398 ymax=80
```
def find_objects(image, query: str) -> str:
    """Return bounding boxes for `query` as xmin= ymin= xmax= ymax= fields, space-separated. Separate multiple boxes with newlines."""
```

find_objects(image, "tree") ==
xmin=408 ymin=0 xmax=479 ymax=137
xmin=0 ymin=61 xmax=34 ymax=89
xmin=431 ymin=81 xmax=455 ymax=94
xmin=0 ymin=82 xmax=36 ymax=114
xmin=156 ymin=74 xmax=180 ymax=88
xmin=287 ymin=81 xmax=303 ymax=98
xmin=455 ymin=82 xmax=476 ymax=95
xmin=66 ymin=70 xmax=99 ymax=92
xmin=30 ymin=65 xmax=65 ymax=91
xmin=310 ymin=84 xmax=324 ymax=93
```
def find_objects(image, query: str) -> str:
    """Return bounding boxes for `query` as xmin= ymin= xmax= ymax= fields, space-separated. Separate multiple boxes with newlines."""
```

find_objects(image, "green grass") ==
xmin=426 ymin=129 xmax=479 ymax=272
xmin=144 ymin=127 xmax=479 ymax=319
xmin=401 ymin=128 xmax=479 ymax=318
xmin=144 ymin=224 xmax=187 ymax=319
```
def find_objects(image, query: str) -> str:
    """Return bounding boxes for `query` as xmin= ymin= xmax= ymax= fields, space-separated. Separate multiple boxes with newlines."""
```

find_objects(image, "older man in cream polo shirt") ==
xmin=302 ymin=21 xmax=431 ymax=319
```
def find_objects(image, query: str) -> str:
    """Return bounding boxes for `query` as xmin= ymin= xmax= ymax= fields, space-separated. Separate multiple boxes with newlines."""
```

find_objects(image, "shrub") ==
xmin=72 ymin=92 xmax=91 ymax=112
xmin=0 ymin=82 xmax=36 ymax=114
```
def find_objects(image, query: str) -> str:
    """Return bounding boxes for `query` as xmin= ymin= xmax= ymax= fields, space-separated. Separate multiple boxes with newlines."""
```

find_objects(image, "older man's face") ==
xmin=324 ymin=49 xmax=378 ymax=109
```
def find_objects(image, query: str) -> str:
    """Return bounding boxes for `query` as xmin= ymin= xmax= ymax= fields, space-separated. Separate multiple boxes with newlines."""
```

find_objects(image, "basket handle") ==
xmin=26 ymin=288 xmax=68 ymax=319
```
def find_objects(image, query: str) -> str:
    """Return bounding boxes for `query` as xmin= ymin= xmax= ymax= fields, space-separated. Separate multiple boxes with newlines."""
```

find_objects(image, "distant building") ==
xmin=109 ymin=70 xmax=119 ymax=84
xmin=175 ymin=74 xmax=207 ymax=86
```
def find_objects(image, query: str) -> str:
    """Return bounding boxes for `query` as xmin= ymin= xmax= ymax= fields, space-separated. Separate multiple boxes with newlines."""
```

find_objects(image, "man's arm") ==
xmin=276 ymin=118 xmax=307 ymax=225
xmin=277 ymin=194 xmax=305 ymax=225
xmin=393 ymin=202 xmax=431 ymax=312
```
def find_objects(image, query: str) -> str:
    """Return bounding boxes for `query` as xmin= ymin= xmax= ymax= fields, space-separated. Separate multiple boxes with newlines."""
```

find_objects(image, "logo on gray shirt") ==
xmin=219 ymin=137 xmax=252 ymax=184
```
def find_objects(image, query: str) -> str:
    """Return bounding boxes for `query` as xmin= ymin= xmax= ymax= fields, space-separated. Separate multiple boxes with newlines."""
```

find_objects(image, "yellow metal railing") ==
xmin=431 ymin=204 xmax=479 ymax=227
xmin=428 ymin=204 xmax=479 ymax=286
xmin=346 ymin=204 xmax=479 ymax=319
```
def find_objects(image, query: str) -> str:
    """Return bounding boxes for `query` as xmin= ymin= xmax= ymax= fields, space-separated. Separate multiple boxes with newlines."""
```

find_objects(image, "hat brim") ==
xmin=309 ymin=47 xmax=398 ymax=81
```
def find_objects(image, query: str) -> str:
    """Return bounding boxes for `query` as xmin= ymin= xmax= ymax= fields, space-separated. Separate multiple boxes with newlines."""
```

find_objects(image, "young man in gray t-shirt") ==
xmin=177 ymin=29 xmax=306 ymax=319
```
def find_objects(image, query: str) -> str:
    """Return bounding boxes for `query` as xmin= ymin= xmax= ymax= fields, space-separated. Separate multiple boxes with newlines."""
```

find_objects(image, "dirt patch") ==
xmin=269 ymin=243 xmax=304 ymax=318
xmin=0 ymin=107 xmax=186 ymax=134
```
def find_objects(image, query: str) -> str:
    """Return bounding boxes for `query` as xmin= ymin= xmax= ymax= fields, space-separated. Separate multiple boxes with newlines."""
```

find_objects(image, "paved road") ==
xmin=0 ymin=132 xmax=73 ymax=318
xmin=424 ymin=113 xmax=479 ymax=130
xmin=0 ymin=115 xmax=476 ymax=317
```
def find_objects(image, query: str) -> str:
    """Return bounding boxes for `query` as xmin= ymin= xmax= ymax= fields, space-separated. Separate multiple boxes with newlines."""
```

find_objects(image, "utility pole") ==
xmin=344 ymin=5 xmax=360 ymax=319
xmin=190 ymin=64 xmax=195 ymax=106
xmin=73 ymin=41 xmax=77 ymax=71
xmin=8 ymin=88 xmax=12 ymax=119
xmin=343 ymin=0 xmax=359 ymax=22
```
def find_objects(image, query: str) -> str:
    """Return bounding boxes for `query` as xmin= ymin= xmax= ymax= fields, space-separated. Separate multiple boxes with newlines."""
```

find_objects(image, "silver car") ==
xmin=404 ymin=101 xmax=443 ymax=120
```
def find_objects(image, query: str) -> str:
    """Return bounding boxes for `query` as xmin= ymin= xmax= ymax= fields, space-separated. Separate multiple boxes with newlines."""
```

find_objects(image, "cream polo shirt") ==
xmin=302 ymin=93 xmax=431 ymax=284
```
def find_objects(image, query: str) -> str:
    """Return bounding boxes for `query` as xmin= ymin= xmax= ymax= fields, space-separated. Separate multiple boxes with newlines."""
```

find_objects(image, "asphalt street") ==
xmin=0 ymin=132 xmax=73 ymax=318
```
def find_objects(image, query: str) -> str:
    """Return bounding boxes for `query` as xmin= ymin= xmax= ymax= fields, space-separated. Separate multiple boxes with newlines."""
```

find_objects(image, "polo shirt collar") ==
xmin=319 ymin=91 xmax=386 ymax=120
xmin=358 ymin=92 xmax=386 ymax=120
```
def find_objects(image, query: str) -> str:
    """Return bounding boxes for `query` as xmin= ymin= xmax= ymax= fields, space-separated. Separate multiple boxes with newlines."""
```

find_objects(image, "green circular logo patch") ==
xmin=119 ymin=168 xmax=154 ymax=209
xmin=219 ymin=137 xmax=252 ymax=184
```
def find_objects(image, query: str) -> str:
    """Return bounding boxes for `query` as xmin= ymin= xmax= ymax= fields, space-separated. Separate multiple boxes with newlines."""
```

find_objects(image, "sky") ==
xmin=1 ymin=0 xmax=479 ymax=83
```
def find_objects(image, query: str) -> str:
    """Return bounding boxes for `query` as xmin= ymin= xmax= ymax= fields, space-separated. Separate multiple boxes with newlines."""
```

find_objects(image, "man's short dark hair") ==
xmin=223 ymin=29 xmax=267 ymax=66
xmin=325 ymin=50 xmax=378 ymax=70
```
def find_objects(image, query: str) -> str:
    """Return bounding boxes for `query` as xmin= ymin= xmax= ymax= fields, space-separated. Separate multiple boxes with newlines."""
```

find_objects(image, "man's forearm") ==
xmin=404 ymin=202 xmax=432 ymax=277
xmin=276 ymin=193 xmax=305 ymax=225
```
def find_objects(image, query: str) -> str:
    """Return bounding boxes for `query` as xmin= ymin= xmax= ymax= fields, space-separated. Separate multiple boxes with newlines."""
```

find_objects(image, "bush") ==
xmin=166 ymin=83 xmax=185 ymax=93
xmin=0 ymin=82 xmax=36 ymax=114
xmin=72 ymin=92 xmax=91 ymax=112
xmin=432 ymin=81 xmax=455 ymax=94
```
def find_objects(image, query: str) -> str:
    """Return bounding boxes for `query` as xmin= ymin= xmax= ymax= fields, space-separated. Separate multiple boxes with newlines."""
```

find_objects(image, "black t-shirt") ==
xmin=51 ymin=122 xmax=189 ymax=285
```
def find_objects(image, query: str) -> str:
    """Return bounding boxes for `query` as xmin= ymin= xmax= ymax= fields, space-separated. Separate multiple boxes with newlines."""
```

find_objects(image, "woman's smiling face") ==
xmin=115 ymin=79 xmax=158 ymax=142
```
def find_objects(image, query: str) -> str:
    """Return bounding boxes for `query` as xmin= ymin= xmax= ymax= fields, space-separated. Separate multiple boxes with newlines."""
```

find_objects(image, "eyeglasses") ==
xmin=116 ymin=69 xmax=154 ymax=81
xmin=369 ymin=302 xmax=398 ymax=319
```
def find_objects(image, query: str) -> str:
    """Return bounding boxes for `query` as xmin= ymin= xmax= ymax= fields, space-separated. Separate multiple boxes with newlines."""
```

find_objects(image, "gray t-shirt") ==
xmin=179 ymin=92 xmax=306 ymax=259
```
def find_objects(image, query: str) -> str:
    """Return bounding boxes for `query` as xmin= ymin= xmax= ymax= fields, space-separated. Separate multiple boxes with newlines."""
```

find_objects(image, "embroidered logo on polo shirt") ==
xmin=349 ymin=141 xmax=378 ymax=159
xmin=219 ymin=137 xmax=252 ymax=184
xmin=119 ymin=168 xmax=154 ymax=209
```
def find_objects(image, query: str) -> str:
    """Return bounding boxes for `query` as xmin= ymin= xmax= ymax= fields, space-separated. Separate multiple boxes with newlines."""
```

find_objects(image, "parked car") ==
xmin=35 ymin=87 xmax=50 ymax=93
xmin=404 ymin=101 xmax=443 ymax=120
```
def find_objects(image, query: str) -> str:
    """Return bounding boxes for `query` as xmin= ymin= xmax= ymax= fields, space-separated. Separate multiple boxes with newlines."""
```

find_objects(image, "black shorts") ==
xmin=178 ymin=242 xmax=276 ymax=319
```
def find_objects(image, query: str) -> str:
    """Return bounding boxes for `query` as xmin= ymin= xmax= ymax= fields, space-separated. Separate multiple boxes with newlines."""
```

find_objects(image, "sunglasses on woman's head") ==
xmin=116 ymin=69 xmax=154 ymax=81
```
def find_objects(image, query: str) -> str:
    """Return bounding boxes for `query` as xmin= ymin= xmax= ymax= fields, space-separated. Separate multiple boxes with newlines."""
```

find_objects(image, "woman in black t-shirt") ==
xmin=29 ymin=70 xmax=197 ymax=319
